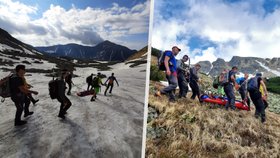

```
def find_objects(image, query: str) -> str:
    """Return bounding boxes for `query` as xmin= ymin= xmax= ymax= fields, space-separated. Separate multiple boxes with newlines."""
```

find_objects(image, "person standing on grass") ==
xmin=155 ymin=46 xmax=181 ymax=102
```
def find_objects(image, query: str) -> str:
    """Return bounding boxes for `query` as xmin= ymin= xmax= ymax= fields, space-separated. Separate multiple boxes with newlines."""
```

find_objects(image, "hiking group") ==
xmin=0 ymin=64 xmax=119 ymax=126
xmin=155 ymin=46 xmax=269 ymax=123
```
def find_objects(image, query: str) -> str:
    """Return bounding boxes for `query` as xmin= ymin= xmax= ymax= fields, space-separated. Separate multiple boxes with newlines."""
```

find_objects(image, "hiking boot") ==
xmin=32 ymin=99 xmax=39 ymax=105
xmin=15 ymin=120 xmax=27 ymax=126
xmin=154 ymin=91 xmax=161 ymax=97
xmin=24 ymin=112 xmax=34 ymax=117
xmin=261 ymin=118 xmax=266 ymax=123
xmin=91 ymin=97 xmax=95 ymax=101
xmin=58 ymin=114 xmax=65 ymax=119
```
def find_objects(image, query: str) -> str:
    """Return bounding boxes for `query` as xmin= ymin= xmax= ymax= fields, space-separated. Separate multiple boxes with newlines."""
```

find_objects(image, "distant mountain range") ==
xmin=0 ymin=28 xmax=138 ymax=62
xmin=36 ymin=40 xmax=137 ymax=62
xmin=197 ymin=56 xmax=280 ymax=77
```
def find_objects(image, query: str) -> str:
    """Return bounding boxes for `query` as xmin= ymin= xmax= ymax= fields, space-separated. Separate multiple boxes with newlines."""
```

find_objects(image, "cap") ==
xmin=256 ymin=72 xmax=262 ymax=77
xmin=182 ymin=55 xmax=189 ymax=60
xmin=172 ymin=46 xmax=181 ymax=52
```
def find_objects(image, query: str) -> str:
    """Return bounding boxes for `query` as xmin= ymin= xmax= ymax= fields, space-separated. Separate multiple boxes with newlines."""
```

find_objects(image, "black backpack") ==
xmin=0 ymin=74 xmax=13 ymax=100
xmin=158 ymin=51 xmax=174 ymax=71
xmin=86 ymin=76 xmax=92 ymax=83
xmin=92 ymin=77 xmax=99 ymax=87
xmin=49 ymin=79 xmax=59 ymax=99
xmin=247 ymin=77 xmax=259 ymax=92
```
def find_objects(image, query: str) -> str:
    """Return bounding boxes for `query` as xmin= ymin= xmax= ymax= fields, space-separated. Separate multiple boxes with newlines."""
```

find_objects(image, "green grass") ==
xmin=150 ymin=65 xmax=166 ymax=81
xmin=267 ymin=77 xmax=280 ymax=94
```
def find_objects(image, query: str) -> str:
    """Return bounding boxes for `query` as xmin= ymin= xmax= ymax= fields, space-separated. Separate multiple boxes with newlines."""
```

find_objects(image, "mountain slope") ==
xmin=198 ymin=56 xmax=280 ymax=77
xmin=147 ymin=91 xmax=280 ymax=158
xmin=36 ymin=40 xmax=137 ymax=62
xmin=0 ymin=28 xmax=41 ymax=55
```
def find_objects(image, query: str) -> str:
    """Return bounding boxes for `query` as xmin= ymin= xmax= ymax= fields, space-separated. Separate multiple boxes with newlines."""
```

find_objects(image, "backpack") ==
xmin=158 ymin=51 xmax=174 ymax=71
xmin=0 ymin=75 xmax=12 ymax=99
xmin=247 ymin=77 xmax=259 ymax=92
xmin=49 ymin=79 xmax=59 ymax=99
xmin=92 ymin=77 xmax=99 ymax=87
xmin=212 ymin=76 xmax=220 ymax=89
xmin=86 ymin=76 xmax=92 ymax=83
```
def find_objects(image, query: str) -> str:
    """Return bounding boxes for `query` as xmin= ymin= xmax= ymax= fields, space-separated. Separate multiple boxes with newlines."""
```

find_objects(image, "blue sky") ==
xmin=0 ymin=0 xmax=149 ymax=50
xmin=152 ymin=0 xmax=280 ymax=63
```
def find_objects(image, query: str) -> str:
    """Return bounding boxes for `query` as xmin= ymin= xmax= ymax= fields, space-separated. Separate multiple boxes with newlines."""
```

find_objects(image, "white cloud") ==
xmin=0 ymin=0 xmax=150 ymax=49
xmin=152 ymin=0 xmax=280 ymax=63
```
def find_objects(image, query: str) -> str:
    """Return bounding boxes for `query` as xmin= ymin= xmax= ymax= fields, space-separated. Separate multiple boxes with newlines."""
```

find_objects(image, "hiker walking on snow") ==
xmin=65 ymin=71 xmax=73 ymax=95
xmin=9 ymin=65 xmax=38 ymax=126
xmin=57 ymin=69 xmax=72 ymax=119
xmin=86 ymin=74 xmax=93 ymax=91
xmin=247 ymin=72 xmax=268 ymax=123
xmin=236 ymin=73 xmax=250 ymax=107
xmin=104 ymin=73 xmax=119 ymax=96
xmin=224 ymin=66 xmax=238 ymax=110
xmin=90 ymin=72 xmax=104 ymax=101
xmin=176 ymin=55 xmax=189 ymax=98
xmin=155 ymin=46 xmax=181 ymax=102
xmin=189 ymin=63 xmax=201 ymax=101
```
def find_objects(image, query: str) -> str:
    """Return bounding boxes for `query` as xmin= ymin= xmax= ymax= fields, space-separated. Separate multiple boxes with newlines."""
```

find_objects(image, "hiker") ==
xmin=65 ymin=71 xmax=73 ymax=95
xmin=176 ymin=55 xmax=189 ymax=98
xmin=22 ymin=77 xmax=39 ymax=105
xmin=86 ymin=74 xmax=93 ymax=91
xmin=90 ymin=72 xmax=104 ymax=101
xmin=236 ymin=73 xmax=250 ymax=107
xmin=57 ymin=69 xmax=72 ymax=119
xmin=104 ymin=73 xmax=119 ymax=96
xmin=223 ymin=66 xmax=238 ymax=110
xmin=9 ymin=65 xmax=38 ymax=126
xmin=247 ymin=72 xmax=268 ymax=123
xmin=189 ymin=63 xmax=201 ymax=101
xmin=155 ymin=46 xmax=181 ymax=102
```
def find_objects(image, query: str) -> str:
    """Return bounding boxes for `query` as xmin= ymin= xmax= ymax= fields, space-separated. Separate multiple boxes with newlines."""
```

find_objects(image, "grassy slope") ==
xmin=147 ymin=54 xmax=280 ymax=157
xmin=146 ymin=83 xmax=280 ymax=157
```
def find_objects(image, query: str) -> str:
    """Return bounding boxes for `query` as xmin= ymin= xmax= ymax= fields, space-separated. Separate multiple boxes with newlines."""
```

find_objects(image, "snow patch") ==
xmin=255 ymin=60 xmax=280 ymax=76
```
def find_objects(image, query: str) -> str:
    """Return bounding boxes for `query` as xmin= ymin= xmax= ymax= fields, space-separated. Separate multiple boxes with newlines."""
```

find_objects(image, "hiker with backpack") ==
xmin=176 ymin=55 xmax=189 ymax=98
xmin=236 ymin=73 xmax=250 ymax=107
xmin=50 ymin=69 xmax=72 ymax=119
xmin=189 ymin=63 xmax=202 ymax=101
xmin=247 ymin=72 xmax=268 ymax=123
xmin=104 ymin=73 xmax=119 ymax=96
xmin=9 ymin=65 xmax=38 ymax=126
xmin=223 ymin=66 xmax=239 ymax=110
xmin=86 ymin=74 xmax=93 ymax=91
xmin=90 ymin=72 xmax=104 ymax=101
xmin=65 ymin=71 xmax=73 ymax=95
xmin=155 ymin=46 xmax=181 ymax=102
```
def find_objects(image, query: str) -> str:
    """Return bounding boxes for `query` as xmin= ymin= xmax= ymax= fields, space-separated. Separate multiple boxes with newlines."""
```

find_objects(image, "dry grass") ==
xmin=146 ymin=82 xmax=280 ymax=158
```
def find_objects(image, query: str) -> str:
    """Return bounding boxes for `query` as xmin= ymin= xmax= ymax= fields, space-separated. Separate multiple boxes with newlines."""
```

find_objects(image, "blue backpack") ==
xmin=247 ymin=77 xmax=259 ymax=91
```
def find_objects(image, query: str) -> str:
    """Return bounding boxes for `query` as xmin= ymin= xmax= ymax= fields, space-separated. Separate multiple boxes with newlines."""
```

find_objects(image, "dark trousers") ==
xmin=87 ymin=83 xmax=92 ymax=91
xmin=160 ymin=74 xmax=178 ymax=101
xmin=189 ymin=79 xmax=200 ymax=100
xmin=57 ymin=96 xmax=72 ymax=116
xmin=239 ymin=89 xmax=250 ymax=107
xmin=224 ymin=83 xmax=236 ymax=109
xmin=104 ymin=83 xmax=114 ymax=95
xmin=177 ymin=72 xmax=188 ymax=98
xmin=249 ymin=90 xmax=265 ymax=122
xmin=27 ymin=94 xmax=36 ymax=103
xmin=12 ymin=95 xmax=31 ymax=123
xmin=67 ymin=82 xmax=72 ymax=94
